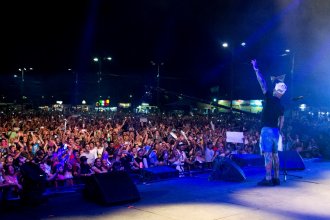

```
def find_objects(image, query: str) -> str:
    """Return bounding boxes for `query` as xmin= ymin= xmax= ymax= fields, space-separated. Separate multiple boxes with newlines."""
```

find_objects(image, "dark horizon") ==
xmin=2 ymin=0 xmax=330 ymax=107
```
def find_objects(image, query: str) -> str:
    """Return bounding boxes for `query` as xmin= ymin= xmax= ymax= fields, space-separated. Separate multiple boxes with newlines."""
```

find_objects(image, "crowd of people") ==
xmin=0 ymin=108 xmax=328 ymax=199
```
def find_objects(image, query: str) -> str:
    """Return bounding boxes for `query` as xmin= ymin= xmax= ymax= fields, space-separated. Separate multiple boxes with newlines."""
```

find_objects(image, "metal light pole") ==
xmin=282 ymin=49 xmax=295 ymax=113
xmin=17 ymin=67 xmax=32 ymax=110
xmin=18 ymin=67 xmax=33 ymax=83
xmin=93 ymin=56 xmax=112 ymax=100
xmin=18 ymin=67 xmax=33 ymax=96
xmin=151 ymin=61 xmax=164 ymax=108
xmin=222 ymin=43 xmax=234 ymax=111
xmin=230 ymin=50 xmax=234 ymax=112
xmin=222 ymin=42 xmax=246 ymax=112
xmin=68 ymin=68 xmax=78 ymax=106
xmin=289 ymin=51 xmax=295 ymax=103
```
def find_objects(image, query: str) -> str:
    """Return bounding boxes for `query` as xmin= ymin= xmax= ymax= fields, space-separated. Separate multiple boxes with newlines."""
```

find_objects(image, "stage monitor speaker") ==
xmin=143 ymin=166 xmax=179 ymax=181
xmin=84 ymin=171 xmax=140 ymax=205
xmin=279 ymin=150 xmax=305 ymax=170
xmin=209 ymin=157 xmax=246 ymax=182
xmin=231 ymin=154 xmax=264 ymax=167
xmin=20 ymin=162 xmax=47 ymax=204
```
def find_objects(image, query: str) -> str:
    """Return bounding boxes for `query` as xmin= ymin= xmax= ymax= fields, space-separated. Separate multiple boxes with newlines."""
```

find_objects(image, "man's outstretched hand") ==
xmin=251 ymin=59 xmax=267 ymax=94
xmin=251 ymin=59 xmax=258 ymax=71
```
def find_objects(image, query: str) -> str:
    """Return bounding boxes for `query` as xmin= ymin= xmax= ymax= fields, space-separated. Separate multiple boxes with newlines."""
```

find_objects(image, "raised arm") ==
xmin=251 ymin=59 xmax=267 ymax=94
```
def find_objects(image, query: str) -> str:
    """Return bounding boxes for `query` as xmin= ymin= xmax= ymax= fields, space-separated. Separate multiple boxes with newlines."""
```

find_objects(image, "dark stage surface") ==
xmin=1 ymin=158 xmax=330 ymax=220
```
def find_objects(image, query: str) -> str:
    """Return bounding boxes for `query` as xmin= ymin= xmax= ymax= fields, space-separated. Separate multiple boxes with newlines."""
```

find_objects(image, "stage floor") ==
xmin=1 ymin=158 xmax=330 ymax=220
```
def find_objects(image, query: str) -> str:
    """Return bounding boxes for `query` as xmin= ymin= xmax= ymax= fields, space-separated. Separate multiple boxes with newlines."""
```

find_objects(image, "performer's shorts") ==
xmin=260 ymin=127 xmax=280 ymax=153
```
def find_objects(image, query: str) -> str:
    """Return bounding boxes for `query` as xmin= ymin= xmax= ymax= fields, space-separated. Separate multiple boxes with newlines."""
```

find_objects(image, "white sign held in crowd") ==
xmin=64 ymin=119 xmax=67 ymax=132
xmin=170 ymin=132 xmax=178 ymax=140
xmin=226 ymin=131 xmax=244 ymax=143
xmin=181 ymin=130 xmax=190 ymax=145
xmin=210 ymin=121 xmax=215 ymax=131
xmin=140 ymin=118 xmax=148 ymax=123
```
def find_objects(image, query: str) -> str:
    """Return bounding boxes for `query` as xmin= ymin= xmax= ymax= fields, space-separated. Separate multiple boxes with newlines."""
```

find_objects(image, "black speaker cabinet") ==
xmin=278 ymin=150 xmax=305 ymax=170
xmin=20 ymin=162 xmax=47 ymax=204
xmin=83 ymin=171 xmax=140 ymax=205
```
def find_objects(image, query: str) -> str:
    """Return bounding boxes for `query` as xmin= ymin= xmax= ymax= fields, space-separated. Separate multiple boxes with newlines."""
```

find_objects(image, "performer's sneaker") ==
xmin=272 ymin=178 xmax=281 ymax=186
xmin=257 ymin=178 xmax=274 ymax=186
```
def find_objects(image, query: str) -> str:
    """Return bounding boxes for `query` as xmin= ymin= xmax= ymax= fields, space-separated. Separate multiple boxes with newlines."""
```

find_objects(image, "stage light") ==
xmin=222 ymin=42 xmax=228 ymax=48
xmin=93 ymin=57 xmax=99 ymax=62
xmin=241 ymin=42 xmax=246 ymax=47
xmin=285 ymin=49 xmax=290 ymax=53
xmin=299 ymin=104 xmax=306 ymax=111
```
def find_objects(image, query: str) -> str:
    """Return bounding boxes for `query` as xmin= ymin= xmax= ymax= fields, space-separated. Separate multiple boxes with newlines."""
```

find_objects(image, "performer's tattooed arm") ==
xmin=251 ymin=59 xmax=267 ymax=94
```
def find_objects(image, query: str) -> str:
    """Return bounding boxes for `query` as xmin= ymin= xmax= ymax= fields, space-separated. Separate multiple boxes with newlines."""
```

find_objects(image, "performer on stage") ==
xmin=251 ymin=59 xmax=286 ymax=186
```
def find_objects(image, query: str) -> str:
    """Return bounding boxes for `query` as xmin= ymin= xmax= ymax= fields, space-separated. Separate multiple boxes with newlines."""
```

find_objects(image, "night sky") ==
xmin=1 ymin=0 xmax=330 ymax=107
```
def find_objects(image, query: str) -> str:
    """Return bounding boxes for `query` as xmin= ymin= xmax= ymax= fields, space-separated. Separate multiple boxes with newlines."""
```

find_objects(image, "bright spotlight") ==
xmin=222 ymin=42 xmax=228 ymax=48
xmin=241 ymin=42 xmax=246 ymax=47
xmin=106 ymin=57 xmax=112 ymax=61
xmin=93 ymin=57 xmax=99 ymax=62
xmin=285 ymin=49 xmax=290 ymax=53
xmin=299 ymin=104 xmax=306 ymax=111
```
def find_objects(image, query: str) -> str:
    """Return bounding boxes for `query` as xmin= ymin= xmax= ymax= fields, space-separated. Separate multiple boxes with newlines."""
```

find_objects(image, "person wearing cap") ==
xmin=251 ymin=59 xmax=286 ymax=186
